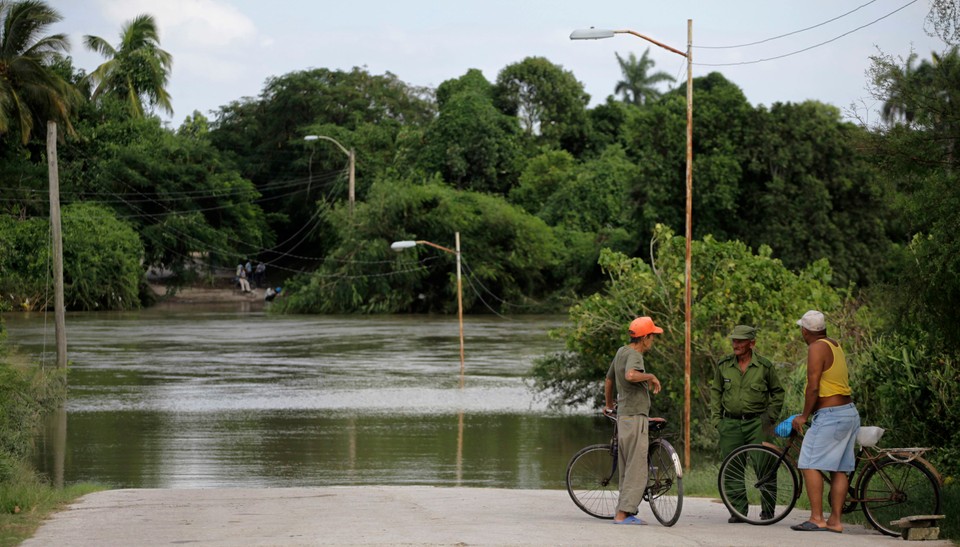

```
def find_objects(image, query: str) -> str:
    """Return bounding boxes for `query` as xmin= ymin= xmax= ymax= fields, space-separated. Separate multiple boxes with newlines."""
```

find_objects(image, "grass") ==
xmin=0 ymin=472 xmax=104 ymax=547
xmin=940 ymin=479 xmax=959 ymax=543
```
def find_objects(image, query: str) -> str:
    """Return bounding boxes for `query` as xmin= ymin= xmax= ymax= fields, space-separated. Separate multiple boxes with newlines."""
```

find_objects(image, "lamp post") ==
xmin=391 ymin=233 xmax=466 ymax=388
xmin=571 ymin=21 xmax=694 ymax=469
xmin=304 ymin=135 xmax=356 ymax=214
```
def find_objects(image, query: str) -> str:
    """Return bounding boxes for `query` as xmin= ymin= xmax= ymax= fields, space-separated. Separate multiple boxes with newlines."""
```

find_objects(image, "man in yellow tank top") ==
xmin=790 ymin=310 xmax=861 ymax=533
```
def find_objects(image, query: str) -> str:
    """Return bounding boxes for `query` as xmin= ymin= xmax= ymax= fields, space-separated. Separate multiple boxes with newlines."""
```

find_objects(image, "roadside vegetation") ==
xmin=1 ymin=0 xmax=958 ymax=541
xmin=0 ymin=319 xmax=102 ymax=546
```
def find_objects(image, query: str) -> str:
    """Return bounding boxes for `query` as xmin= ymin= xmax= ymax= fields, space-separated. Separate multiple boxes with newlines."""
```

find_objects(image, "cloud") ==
xmin=95 ymin=0 xmax=257 ymax=48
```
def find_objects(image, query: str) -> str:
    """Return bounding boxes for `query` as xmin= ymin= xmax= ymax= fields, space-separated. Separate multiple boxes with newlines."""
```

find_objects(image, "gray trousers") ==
xmin=616 ymin=414 xmax=649 ymax=515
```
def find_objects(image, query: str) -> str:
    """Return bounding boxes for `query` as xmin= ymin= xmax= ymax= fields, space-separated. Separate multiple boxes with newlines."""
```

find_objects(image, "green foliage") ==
xmin=625 ymin=72 xmax=750 ymax=244
xmin=0 ymin=203 xmax=143 ymax=311
xmin=624 ymin=73 xmax=894 ymax=288
xmin=0 ymin=0 xmax=80 ymax=144
xmin=494 ymin=57 xmax=590 ymax=154
xmin=276 ymin=174 xmax=559 ymax=314
xmin=210 ymin=67 xmax=435 ymax=186
xmin=539 ymin=145 xmax=636 ymax=233
xmin=742 ymin=101 xmax=893 ymax=287
xmin=417 ymin=71 xmax=522 ymax=194
xmin=0 ymin=337 xmax=65 ymax=483
xmin=868 ymin=47 xmax=960 ymax=350
xmin=61 ymin=203 xmax=143 ymax=310
xmin=208 ymin=67 xmax=435 ymax=255
xmin=851 ymin=334 xmax=960 ymax=477
xmin=83 ymin=13 xmax=173 ymax=117
xmin=61 ymin=99 xmax=270 ymax=277
xmin=530 ymin=225 xmax=842 ymax=450
xmin=509 ymin=148 xmax=576 ymax=214
xmin=614 ymin=49 xmax=675 ymax=106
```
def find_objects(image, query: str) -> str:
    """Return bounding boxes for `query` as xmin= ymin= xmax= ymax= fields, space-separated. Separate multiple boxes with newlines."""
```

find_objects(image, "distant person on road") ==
xmin=254 ymin=262 xmax=266 ymax=288
xmin=603 ymin=316 xmax=664 ymax=525
xmin=238 ymin=266 xmax=251 ymax=293
xmin=710 ymin=324 xmax=785 ymax=523
xmin=790 ymin=310 xmax=860 ymax=534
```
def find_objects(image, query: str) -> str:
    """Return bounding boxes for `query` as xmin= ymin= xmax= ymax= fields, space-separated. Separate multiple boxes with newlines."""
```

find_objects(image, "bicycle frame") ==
xmin=762 ymin=433 xmax=942 ymax=506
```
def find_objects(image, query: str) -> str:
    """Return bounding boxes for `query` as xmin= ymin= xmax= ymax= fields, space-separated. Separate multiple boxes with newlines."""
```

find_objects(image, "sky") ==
xmin=51 ymin=0 xmax=948 ymax=127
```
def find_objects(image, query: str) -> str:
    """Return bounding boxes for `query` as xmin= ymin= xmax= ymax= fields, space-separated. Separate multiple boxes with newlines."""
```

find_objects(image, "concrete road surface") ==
xmin=22 ymin=487 xmax=949 ymax=546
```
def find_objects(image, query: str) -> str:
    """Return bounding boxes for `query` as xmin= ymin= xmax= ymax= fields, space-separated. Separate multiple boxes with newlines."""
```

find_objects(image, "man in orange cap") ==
xmin=603 ymin=316 xmax=664 ymax=525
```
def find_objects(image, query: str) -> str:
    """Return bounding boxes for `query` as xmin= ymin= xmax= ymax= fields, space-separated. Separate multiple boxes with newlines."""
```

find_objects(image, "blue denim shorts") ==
xmin=797 ymin=403 xmax=860 ymax=473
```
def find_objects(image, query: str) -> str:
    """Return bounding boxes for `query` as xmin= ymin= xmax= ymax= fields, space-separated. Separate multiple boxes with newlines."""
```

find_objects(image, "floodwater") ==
xmin=4 ymin=305 xmax=611 ymax=489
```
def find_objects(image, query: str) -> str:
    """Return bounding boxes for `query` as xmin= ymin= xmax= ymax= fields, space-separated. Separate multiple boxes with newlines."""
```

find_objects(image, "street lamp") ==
xmin=571 ymin=21 xmax=694 ymax=469
xmin=303 ymin=135 xmax=356 ymax=214
xmin=390 ymin=233 xmax=466 ymax=389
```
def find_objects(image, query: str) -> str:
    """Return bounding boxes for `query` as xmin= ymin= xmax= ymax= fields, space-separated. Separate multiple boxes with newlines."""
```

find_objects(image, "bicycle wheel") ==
xmin=566 ymin=444 xmax=618 ymax=519
xmin=718 ymin=444 xmax=800 ymax=525
xmin=647 ymin=439 xmax=683 ymax=526
xmin=859 ymin=459 xmax=942 ymax=537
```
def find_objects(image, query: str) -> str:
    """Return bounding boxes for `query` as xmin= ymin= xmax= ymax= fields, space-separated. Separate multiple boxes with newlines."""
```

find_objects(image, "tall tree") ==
xmin=869 ymin=47 xmax=960 ymax=350
xmin=494 ymin=57 xmax=590 ymax=154
xmin=0 ymin=0 xmax=78 ymax=143
xmin=418 ymin=69 xmax=522 ymax=193
xmin=878 ymin=52 xmax=926 ymax=124
xmin=614 ymin=49 xmax=675 ymax=106
xmin=84 ymin=13 xmax=173 ymax=117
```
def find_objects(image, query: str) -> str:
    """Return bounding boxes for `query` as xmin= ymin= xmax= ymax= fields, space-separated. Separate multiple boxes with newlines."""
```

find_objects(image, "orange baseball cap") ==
xmin=629 ymin=316 xmax=663 ymax=337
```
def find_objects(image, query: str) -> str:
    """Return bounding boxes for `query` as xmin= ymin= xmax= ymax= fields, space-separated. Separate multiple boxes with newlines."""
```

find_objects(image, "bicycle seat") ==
xmin=649 ymin=417 xmax=667 ymax=433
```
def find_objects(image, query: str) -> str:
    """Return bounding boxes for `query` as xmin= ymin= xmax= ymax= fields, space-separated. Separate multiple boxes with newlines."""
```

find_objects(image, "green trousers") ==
xmin=719 ymin=417 xmax=776 ymax=517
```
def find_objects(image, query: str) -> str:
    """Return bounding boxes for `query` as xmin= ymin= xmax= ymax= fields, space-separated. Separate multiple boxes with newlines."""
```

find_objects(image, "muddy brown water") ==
xmin=4 ymin=305 xmax=613 ymax=489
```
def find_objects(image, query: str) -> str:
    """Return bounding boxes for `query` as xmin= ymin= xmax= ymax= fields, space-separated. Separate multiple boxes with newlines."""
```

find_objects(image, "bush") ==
xmin=530 ymin=225 xmax=844 ymax=451
xmin=852 ymin=334 xmax=960 ymax=478
xmin=276 ymin=175 xmax=560 ymax=314
xmin=0 ymin=203 xmax=144 ymax=311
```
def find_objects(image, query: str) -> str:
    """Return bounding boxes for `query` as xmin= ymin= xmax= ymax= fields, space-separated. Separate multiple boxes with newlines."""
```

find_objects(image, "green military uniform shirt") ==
xmin=709 ymin=353 xmax=785 ymax=428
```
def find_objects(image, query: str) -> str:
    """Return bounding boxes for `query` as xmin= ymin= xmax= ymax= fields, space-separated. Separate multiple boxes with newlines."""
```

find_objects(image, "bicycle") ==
xmin=716 ymin=420 xmax=942 ymax=537
xmin=565 ymin=410 xmax=683 ymax=526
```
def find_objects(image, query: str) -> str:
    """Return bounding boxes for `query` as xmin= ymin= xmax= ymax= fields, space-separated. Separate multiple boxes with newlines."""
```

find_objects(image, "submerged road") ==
xmin=22 ymin=487 xmax=947 ymax=546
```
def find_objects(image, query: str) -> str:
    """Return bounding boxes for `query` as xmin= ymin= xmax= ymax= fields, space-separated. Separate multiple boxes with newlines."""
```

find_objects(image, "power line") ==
xmin=695 ymin=0 xmax=881 ymax=49
xmin=695 ymin=0 xmax=919 ymax=67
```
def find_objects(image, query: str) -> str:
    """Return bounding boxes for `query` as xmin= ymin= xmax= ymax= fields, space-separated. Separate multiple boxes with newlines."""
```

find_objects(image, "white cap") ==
xmin=796 ymin=310 xmax=826 ymax=331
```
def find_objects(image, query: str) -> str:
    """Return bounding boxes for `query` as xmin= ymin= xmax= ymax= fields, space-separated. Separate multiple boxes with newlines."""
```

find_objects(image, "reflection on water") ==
xmin=5 ymin=306 xmax=612 ymax=489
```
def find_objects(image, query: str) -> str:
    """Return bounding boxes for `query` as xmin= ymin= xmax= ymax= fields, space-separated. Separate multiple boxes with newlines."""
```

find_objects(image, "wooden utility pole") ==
xmin=47 ymin=121 xmax=68 ymax=488
xmin=47 ymin=121 xmax=66 ymax=369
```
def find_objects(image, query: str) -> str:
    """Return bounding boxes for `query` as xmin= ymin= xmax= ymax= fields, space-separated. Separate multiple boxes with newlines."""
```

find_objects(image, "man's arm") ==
xmin=625 ymin=369 xmax=662 ymax=394
xmin=792 ymin=343 xmax=828 ymax=431
xmin=709 ymin=361 xmax=724 ymax=427
xmin=604 ymin=377 xmax=615 ymax=411
xmin=767 ymin=362 xmax=786 ymax=422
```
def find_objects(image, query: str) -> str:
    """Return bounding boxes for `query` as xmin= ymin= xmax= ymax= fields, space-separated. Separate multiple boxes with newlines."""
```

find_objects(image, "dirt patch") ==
xmin=149 ymin=283 xmax=267 ymax=304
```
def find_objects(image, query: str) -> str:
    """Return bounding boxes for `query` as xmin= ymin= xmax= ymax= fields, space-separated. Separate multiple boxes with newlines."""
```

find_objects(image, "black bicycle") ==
xmin=565 ymin=411 xmax=683 ymax=526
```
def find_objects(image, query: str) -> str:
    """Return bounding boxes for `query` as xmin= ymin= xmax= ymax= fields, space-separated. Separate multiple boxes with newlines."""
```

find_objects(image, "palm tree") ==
xmin=614 ymin=49 xmax=675 ymax=106
xmin=880 ymin=52 xmax=923 ymax=125
xmin=0 ymin=0 xmax=79 ymax=143
xmin=84 ymin=14 xmax=173 ymax=117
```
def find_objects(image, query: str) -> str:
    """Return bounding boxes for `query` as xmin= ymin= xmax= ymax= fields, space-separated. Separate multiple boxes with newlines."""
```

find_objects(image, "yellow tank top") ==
xmin=817 ymin=339 xmax=852 ymax=397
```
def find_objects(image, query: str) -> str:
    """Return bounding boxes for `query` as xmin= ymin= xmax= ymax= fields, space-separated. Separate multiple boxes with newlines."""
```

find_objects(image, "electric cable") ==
xmin=695 ymin=0 xmax=919 ymax=67
xmin=695 ymin=0 xmax=881 ymax=49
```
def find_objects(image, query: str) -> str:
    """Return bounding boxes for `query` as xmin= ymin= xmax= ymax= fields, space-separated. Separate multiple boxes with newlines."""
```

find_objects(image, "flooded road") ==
xmin=4 ymin=305 xmax=609 ymax=489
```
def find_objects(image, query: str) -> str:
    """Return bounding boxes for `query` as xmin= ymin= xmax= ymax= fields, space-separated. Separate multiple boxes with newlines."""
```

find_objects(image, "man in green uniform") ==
xmin=710 ymin=325 xmax=785 ymax=523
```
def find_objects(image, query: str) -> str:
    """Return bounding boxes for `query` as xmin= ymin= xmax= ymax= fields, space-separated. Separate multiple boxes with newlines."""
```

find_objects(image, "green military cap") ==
xmin=730 ymin=325 xmax=757 ymax=340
